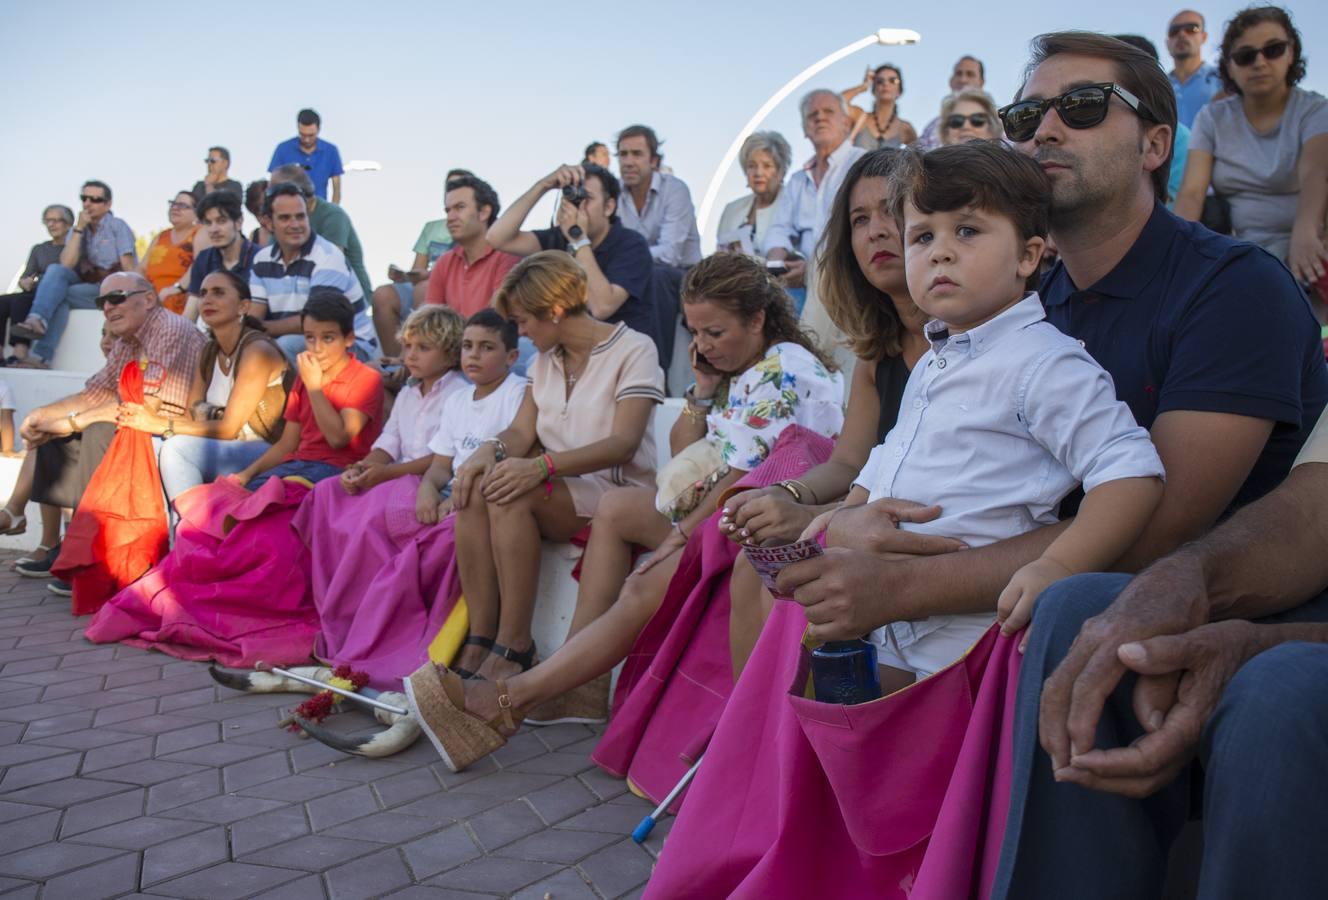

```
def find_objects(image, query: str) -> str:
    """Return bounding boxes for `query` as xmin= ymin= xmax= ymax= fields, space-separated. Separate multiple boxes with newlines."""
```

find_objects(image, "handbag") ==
xmin=655 ymin=438 xmax=729 ymax=523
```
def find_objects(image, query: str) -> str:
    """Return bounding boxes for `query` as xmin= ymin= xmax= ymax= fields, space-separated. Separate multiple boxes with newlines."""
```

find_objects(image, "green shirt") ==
xmin=309 ymin=199 xmax=374 ymax=299
xmin=413 ymin=219 xmax=453 ymax=266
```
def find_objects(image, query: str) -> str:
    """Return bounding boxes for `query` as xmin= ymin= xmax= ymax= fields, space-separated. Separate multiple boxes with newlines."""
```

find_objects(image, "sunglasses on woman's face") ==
xmin=1230 ymin=39 xmax=1290 ymax=67
xmin=998 ymin=82 xmax=1154 ymax=143
xmin=95 ymin=289 xmax=148 ymax=309
xmin=946 ymin=113 xmax=989 ymax=130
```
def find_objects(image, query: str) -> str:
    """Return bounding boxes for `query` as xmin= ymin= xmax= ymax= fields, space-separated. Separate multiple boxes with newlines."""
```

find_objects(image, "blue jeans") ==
xmin=274 ymin=333 xmax=377 ymax=367
xmin=394 ymin=281 xmax=416 ymax=318
xmin=992 ymin=573 xmax=1328 ymax=900
xmin=246 ymin=459 xmax=341 ymax=491
xmin=158 ymin=436 xmax=269 ymax=505
xmin=30 ymin=265 xmax=99 ymax=362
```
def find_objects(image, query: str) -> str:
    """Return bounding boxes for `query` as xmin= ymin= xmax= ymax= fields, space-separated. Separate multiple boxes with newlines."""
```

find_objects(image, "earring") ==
xmin=552 ymin=317 xmax=561 ymax=324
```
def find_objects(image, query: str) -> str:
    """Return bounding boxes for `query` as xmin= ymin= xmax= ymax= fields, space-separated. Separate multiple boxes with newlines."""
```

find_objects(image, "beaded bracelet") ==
xmin=541 ymin=453 xmax=557 ymax=499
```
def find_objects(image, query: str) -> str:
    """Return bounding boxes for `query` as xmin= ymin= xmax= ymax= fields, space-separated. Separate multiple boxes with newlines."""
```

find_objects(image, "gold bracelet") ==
xmin=774 ymin=480 xmax=802 ymax=503
xmin=682 ymin=403 xmax=708 ymax=422
xmin=786 ymin=478 xmax=818 ymax=505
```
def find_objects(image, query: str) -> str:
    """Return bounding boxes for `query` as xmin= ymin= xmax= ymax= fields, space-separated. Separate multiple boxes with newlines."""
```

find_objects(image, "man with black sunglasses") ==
xmin=13 ymin=180 xmax=137 ymax=368
xmin=1167 ymin=10 xmax=1222 ymax=128
xmin=191 ymin=146 xmax=243 ymax=204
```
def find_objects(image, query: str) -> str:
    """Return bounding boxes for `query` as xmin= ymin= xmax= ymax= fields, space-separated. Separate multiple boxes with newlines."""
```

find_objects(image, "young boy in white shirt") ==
xmin=416 ymin=309 xmax=529 ymax=524
xmin=817 ymin=141 xmax=1165 ymax=689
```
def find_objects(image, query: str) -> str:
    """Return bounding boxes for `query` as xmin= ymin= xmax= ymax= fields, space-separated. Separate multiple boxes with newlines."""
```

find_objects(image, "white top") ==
xmin=761 ymin=140 xmax=866 ymax=258
xmin=204 ymin=354 xmax=284 ymax=441
xmin=427 ymin=371 xmax=529 ymax=465
xmin=0 ymin=378 xmax=14 ymax=412
xmin=715 ymin=193 xmax=780 ymax=256
xmin=371 ymin=369 xmax=468 ymax=462
xmin=707 ymin=342 xmax=843 ymax=470
xmin=854 ymin=293 xmax=1165 ymax=650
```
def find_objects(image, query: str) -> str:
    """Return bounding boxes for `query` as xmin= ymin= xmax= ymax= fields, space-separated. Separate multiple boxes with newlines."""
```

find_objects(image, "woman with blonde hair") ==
xmin=938 ymin=88 xmax=1004 ymax=145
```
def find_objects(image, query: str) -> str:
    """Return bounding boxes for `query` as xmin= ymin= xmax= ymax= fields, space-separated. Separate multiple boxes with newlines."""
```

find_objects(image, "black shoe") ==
xmin=46 ymin=580 xmax=72 ymax=597
xmin=16 ymin=543 xmax=58 ymax=578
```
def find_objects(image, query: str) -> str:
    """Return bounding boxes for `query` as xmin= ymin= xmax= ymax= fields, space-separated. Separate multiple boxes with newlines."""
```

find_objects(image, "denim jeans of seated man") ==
xmin=30 ymin=265 xmax=99 ymax=362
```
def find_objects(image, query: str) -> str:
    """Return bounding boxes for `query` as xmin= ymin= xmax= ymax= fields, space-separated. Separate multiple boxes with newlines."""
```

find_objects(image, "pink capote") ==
xmin=292 ymin=474 xmax=462 ymax=690
xmin=644 ymin=603 xmax=1022 ymax=900
xmin=591 ymin=426 xmax=835 ymax=805
xmin=85 ymin=476 xmax=319 ymax=667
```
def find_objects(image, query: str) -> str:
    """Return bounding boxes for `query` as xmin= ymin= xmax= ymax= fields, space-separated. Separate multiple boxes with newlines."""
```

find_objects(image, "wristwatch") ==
xmin=567 ymin=237 xmax=592 ymax=254
xmin=163 ymin=418 xmax=175 ymax=440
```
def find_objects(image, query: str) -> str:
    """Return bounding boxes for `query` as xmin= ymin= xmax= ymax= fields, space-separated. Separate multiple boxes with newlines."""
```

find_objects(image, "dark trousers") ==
xmin=992 ymin=572 xmax=1328 ymax=900
xmin=32 ymin=423 xmax=116 ymax=510
xmin=0 ymin=290 xmax=36 ymax=348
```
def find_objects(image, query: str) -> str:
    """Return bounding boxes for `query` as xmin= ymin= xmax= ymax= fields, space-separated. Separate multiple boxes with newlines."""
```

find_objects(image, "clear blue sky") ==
xmin=1 ymin=0 xmax=1323 ymax=287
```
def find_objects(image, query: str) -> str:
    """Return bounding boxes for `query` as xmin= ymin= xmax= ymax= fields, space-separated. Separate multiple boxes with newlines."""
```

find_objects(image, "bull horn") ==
xmin=209 ymin=664 xmax=334 ymax=695
xmin=293 ymin=715 xmax=421 ymax=758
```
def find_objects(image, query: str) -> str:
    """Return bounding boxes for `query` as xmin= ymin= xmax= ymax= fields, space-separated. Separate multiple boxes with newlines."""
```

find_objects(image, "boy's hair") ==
xmin=399 ymin=305 xmax=464 ymax=358
xmin=301 ymin=287 xmax=355 ymax=335
xmin=887 ymin=142 xmax=1051 ymax=243
xmin=493 ymin=251 xmax=588 ymax=321
xmin=465 ymin=308 xmax=518 ymax=350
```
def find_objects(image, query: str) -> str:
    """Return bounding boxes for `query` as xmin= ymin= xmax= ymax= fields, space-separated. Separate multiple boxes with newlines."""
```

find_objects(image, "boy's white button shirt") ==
xmin=372 ymin=370 xmax=469 ymax=463
xmin=854 ymin=292 xmax=1165 ymax=651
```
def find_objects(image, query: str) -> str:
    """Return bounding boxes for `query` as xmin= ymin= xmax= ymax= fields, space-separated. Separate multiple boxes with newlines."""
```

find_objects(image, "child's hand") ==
xmin=797 ymin=508 xmax=836 ymax=544
xmin=296 ymin=351 xmax=323 ymax=391
xmin=339 ymin=463 xmax=367 ymax=494
xmin=998 ymin=557 xmax=1075 ymax=648
xmin=416 ymin=487 xmax=442 ymax=525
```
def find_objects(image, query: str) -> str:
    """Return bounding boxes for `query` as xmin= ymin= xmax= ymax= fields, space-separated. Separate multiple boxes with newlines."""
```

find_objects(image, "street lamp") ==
xmin=345 ymin=160 xmax=382 ymax=173
xmin=696 ymin=27 xmax=921 ymax=241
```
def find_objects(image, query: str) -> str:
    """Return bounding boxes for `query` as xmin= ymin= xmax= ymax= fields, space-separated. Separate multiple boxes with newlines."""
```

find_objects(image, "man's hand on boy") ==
xmin=822 ymin=499 xmax=967 ymax=558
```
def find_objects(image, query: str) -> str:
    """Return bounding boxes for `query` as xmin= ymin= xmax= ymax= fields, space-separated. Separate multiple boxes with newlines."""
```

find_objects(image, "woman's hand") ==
xmin=720 ymin=487 xmax=817 ymax=546
xmin=635 ymin=525 xmax=689 ymax=575
xmin=296 ymin=351 xmax=323 ymax=391
xmin=1288 ymin=222 xmax=1328 ymax=285
xmin=482 ymin=457 xmax=546 ymax=506
xmin=116 ymin=401 xmax=167 ymax=434
xmin=688 ymin=341 xmax=723 ymax=401
xmin=452 ymin=446 xmax=497 ymax=510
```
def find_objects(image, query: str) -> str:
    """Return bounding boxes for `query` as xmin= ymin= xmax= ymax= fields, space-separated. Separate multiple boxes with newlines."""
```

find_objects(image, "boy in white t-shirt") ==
xmin=809 ymin=142 xmax=1166 ymax=688
xmin=416 ymin=309 xmax=529 ymax=524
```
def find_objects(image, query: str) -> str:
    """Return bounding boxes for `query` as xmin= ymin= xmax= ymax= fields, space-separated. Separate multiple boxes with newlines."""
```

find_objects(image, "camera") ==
xmin=562 ymin=183 xmax=588 ymax=205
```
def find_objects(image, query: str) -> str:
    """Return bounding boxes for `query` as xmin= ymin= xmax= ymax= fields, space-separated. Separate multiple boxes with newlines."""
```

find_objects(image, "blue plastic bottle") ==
xmin=811 ymin=640 xmax=882 ymax=705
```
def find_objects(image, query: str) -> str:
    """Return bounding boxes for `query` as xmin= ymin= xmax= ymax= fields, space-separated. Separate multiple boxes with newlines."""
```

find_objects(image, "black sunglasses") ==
xmin=999 ymin=82 xmax=1155 ymax=143
xmin=95 ymin=289 xmax=148 ymax=309
xmin=1168 ymin=22 xmax=1202 ymax=37
xmin=1230 ymin=39 xmax=1290 ymax=67
xmin=204 ymin=157 xmax=224 ymax=164
xmin=79 ymin=194 xmax=108 ymax=204
xmin=945 ymin=113 xmax=989 ymax=130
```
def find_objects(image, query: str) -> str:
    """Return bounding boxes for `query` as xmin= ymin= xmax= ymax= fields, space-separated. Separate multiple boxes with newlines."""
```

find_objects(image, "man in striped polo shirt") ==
xmin=248 ymin=182 xmax=378 ymax=365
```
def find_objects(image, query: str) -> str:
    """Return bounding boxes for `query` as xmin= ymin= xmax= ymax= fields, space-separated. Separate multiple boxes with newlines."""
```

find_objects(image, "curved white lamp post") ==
xmin=345 ymin=160 xmax=383 ymax=172
xmin=696 ymin=27 xmax=921 ymax=241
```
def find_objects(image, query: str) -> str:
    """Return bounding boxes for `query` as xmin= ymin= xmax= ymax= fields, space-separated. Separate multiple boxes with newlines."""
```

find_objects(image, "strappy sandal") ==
xmin=489 ymin=640 xmax=538 ymax=673
xmin=0 ymin=510 xmax=26 ymax=536
xmin=453 ymin=635 xmax=495 ymax=680
xmin=403 ymin=662 xmax=522 ymax=772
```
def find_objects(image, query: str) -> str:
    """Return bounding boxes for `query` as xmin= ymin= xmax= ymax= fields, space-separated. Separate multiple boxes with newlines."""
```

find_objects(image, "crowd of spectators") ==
xmin=3 ymin=8 xmax=1328 ymax=897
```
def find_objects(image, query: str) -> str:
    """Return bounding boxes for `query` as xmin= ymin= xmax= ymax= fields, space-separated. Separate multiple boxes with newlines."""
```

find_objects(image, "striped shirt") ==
xmin=248 ymin=234 xmax=376 ymax=347
xmin=83 ymin=305 xmax=206 ymax=417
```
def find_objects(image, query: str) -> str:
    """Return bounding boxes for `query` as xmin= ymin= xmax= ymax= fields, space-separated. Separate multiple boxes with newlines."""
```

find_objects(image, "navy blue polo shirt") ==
xmin=1042 ymin=203 xmax=1328 ymax=510
xmin=186 ymin=239 xmax=260 ymax=294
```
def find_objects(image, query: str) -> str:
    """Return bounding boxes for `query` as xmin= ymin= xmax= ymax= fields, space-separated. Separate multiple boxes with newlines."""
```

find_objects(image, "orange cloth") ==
xmin=144 ymin=227 xmax=197 ymax=313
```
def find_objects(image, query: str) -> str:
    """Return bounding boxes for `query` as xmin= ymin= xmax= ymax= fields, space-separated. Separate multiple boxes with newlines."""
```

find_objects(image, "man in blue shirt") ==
xmin=268 ymin=109 xmax=344 ymax=204
xmin=1166 ymin=10 xmax=1223 ymax=128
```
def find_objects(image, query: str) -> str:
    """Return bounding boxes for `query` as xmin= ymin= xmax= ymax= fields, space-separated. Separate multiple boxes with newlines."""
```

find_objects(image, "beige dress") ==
xmin=529 ymin=323 xmax=666 ymax=517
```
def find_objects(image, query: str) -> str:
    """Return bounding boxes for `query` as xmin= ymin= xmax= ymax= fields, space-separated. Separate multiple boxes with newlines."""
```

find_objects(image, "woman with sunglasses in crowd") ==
xmin=842 ymin=64 xmax=918 ymax=150
xmin=138 ymin=191 xmax=199 ymax=315
xmin=937 ymin=88 xmax=1004 ymax=146
xmin=1174 ymin=6 xmax=1328 ymax=300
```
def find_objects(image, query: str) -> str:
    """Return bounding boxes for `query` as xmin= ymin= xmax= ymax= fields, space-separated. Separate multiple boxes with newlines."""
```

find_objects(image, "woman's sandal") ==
xmin=0 ymin=510 xmax=26 ymax=536
xmin=403 ymin=662 xmax=522 ymax=772
xmin=488 ymin=640 xmax=538 ymax=673
xmin=453 ymin=635 xmax=495 ymax=680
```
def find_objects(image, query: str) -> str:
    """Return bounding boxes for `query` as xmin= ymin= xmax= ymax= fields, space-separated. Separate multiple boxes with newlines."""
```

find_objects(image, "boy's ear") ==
xmin=1017 ymin=236 xmax=1046 ymax=281
xmin=505 ymin=348 xmax=520 ymax=366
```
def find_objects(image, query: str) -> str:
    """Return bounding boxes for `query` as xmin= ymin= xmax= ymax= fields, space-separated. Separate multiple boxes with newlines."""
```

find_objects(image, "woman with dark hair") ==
xmin=1 ymin=205 xmax=74 ymax=366
xmin=116 ymin=270 xmax=289 ymax=505
xmin=403 ymin=252 xmax=844 ymax=772
xmin=842 ymin=64 xmax=918 ymax=150
xmin=1175 ymin=5 xmax=1328 ymax=291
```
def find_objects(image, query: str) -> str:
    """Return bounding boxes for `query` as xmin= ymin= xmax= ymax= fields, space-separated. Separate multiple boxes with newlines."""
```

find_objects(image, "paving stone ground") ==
xmin=0 ymin=552 xmax=667 ymax=899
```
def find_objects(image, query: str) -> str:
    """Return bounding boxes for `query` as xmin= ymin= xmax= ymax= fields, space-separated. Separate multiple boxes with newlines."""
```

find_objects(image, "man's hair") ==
xmin=1019 ymin=31 xmax=1177 ymax=200
xmin=494 ymin=251 xmax=588 ymax=321
xmin=197 ymin=191 xmax=243 ymax=224
xmin=43 ymin=204 xmax=75 ymax=226
xmin=1218 ymin=6 xmax=1306 ymax=95
xmin=888 ymin=142 xmax=1050 ymax=288
xmin=799 ymin=88 xmax=850 ymax=119
xmin=297 ymin=108 xmax=321 ymax=127
xmin=263 ymin=181 xmax=308 ymax=217
xmin=617 ymin=124 xmax=662 ymax=163
xmin=1113 ymin=34 xmax=1161 ymax=62
xmin=739 ymin=131 xmax=793 ymax=181
xmin=82 ymin=180 xmax=112 ymax=203
xmin=957 ymin=55 xmax=986 ymax=81
xmin=445 ymin=174 xmax=501 ymax=226
xmin=466 ymin=308 xmax=518 ymax=350
xmin=580 ymin=162 xmax=621 ymax=224
xmin=445 ymin=168 xmax=475 ymax=184
xmin=271 ymin=164 xmax=316 ymax=199
xmin=245 ymin=180 xmax=268 ymax=218
xmin=209 ymin=146 xmax=231 ymax=163
xmin=1172 ymin=9 xmax=1206 ymax=29
xmin=584 ymin=141 xmax=607 ymax=160
xmin=301 ymin=286 xmax=354 ymax=335
xmin=400 ymin=305 xmax=464 ymax=358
